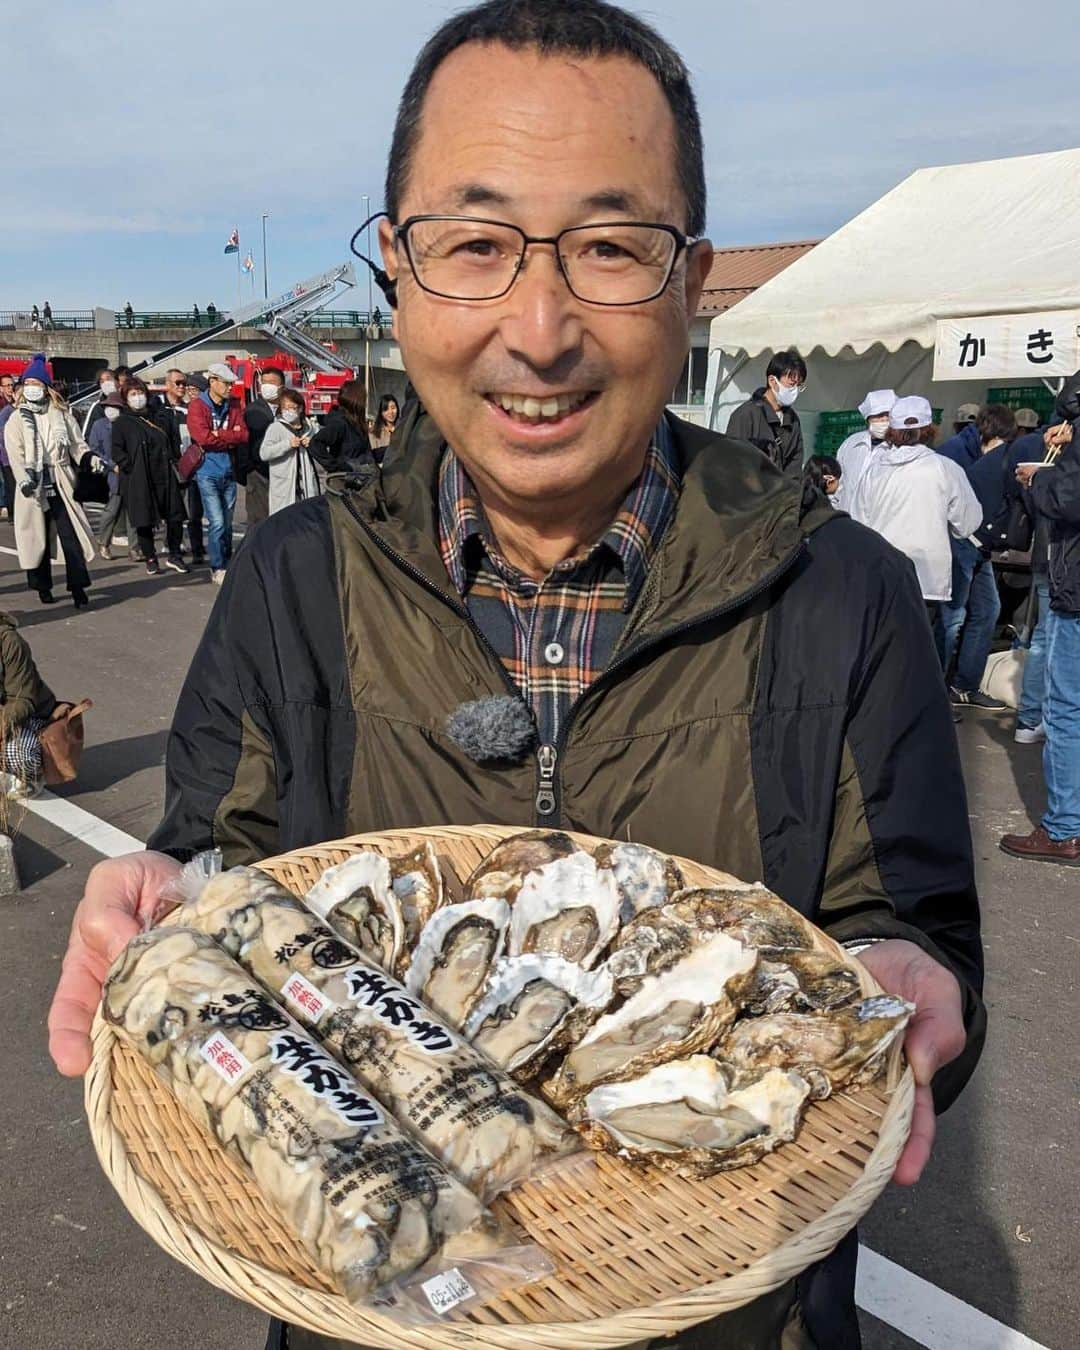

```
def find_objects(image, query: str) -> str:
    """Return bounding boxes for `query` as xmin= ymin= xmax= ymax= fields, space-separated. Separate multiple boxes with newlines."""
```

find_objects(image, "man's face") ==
xmin=261 ymin=374 xmax=284 ymax=400
xmin=381 ymin=45 xmax=712 ymax=511
xmin=167 ymin=372 xmax=186 ymax=401
xmin=0 ymin=377 xmax=13 ymax=401
xmin=209 ymin=374 xmax=232 ymax=401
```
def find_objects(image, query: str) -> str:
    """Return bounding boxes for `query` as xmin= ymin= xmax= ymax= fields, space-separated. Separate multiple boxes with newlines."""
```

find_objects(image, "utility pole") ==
xmin=261 ymin=213 xmax=271 ymax=300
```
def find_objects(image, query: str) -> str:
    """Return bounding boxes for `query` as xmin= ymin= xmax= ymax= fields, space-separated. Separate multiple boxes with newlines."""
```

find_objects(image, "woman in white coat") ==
xmin=258 ymin=388 xmax=320 ymax=515
xmin=3 ymin=355 xmax=100 ymax=607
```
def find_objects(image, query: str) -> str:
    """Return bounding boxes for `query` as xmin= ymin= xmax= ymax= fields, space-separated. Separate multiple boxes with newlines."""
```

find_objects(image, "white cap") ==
xmin=1014 ymin=407 xmax=1040 ymax=429
xmin=889 ymin=395 xmax=933 ymax=430
xmin=858 ymin=389 xmax=897 ymax=420
xmin=955 ymin=403 xmax=980 ymax=423
xmin=206 ymin=362 xmax=238 ymax=385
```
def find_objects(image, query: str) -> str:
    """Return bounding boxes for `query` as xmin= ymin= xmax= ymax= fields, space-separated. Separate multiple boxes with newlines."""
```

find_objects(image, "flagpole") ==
xmin=235 ymin=225 xmax=242 ymax=309
xmin=261 ymin=212 xmax=270 ymax=300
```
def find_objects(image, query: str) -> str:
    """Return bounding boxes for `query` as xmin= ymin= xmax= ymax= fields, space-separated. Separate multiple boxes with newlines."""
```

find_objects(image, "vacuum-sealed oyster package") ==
xmin=166 ymin=863 xmax=579 ymax=1203
xmin=102 ymin=927 xmax=552 ymax=1317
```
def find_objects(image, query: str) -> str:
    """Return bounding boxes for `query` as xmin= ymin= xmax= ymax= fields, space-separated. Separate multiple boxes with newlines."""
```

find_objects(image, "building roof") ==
xmin=698 ymin=240 xmax=820 ymax=316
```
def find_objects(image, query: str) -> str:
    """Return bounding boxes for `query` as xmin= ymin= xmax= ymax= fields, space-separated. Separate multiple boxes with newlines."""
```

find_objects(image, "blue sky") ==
xmin=6 ymin=0 xmax=1078 ymax=310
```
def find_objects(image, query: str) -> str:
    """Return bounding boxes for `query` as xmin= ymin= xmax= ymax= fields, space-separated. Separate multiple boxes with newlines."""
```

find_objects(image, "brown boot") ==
xmin=999 ymin=826 xmax=1080 ymax=866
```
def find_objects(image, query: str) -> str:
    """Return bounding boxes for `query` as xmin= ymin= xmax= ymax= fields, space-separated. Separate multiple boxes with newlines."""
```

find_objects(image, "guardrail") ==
xmin=0 ymin=310 xmax=95 ymax=331
xmin=0 ymin=309 xmax=388 ymax=332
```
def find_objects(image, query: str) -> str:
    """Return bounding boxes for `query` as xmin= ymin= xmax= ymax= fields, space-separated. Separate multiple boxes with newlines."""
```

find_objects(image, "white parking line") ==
xmin=20 ymin=792 xmax=1049 ymax=1350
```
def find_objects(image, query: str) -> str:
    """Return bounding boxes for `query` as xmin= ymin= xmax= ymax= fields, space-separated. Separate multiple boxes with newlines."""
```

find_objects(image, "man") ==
xmin=1014 ymin=407 xmax=1041 ymax=433
xmin=726 ymin=350 xmax=807 ymax=478
xmin=159 ymin=369 xmax=205 ymax=565
xmin=1002 ymin=415 xmax=1080 ymax=864
xmin=832 ymin=388 xmax=895 ymax=515
xmin=936 ymin=404 xmax=1018 ymax=711
xmin=42 ymin=300 xmax=53 ymax=329
xmin=48 ymin=5 xmax=984 ymax=1348
xmin=184 ymin=362 xmax=247 ymax=585
xmin=0 ymin=374 xmax=14 ymax=404
xmin=942 ymin=401 xmax=981 ymax=451
xmin=238 ymin=365 xmax=285 ymax=530
xmin=123 ymin=301 xmax=134 ymax=329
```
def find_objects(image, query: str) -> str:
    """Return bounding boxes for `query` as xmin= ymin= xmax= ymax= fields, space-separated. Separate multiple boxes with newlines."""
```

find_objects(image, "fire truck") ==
xmin=222 ymin=352 xmax=353 ymax=420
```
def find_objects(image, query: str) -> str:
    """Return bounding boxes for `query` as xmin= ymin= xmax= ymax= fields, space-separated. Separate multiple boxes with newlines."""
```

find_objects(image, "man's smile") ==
xmin=484 ymin=389 xmax=599 ymax=426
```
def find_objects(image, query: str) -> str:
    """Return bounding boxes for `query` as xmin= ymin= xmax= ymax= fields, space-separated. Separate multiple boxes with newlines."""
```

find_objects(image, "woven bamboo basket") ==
xmin=86 ymin=825 xmax=914 ymax=1348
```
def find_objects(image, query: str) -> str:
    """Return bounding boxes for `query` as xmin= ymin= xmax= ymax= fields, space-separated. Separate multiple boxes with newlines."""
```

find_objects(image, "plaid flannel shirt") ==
xmin=438 ymin=420 xmax=680 ymax=747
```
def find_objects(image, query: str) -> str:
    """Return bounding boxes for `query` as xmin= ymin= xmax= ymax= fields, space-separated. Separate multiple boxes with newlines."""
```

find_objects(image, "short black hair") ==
xmin=386 ymin=0 xmax=706 ymax=235
xmin=766 ymin=350 xmax=808 ymax=384
xmin=115 ymin=365 xmax=132 ymax=377
xmin=976 ymin=403 xmax=1016 ymax=445
xmin=261 ymin=366 xmax=287 ymax=384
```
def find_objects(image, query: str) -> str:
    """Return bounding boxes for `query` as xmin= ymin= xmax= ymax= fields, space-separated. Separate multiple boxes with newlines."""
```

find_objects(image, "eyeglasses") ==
xmin=394 ymin=215 xmax=698 ymax=306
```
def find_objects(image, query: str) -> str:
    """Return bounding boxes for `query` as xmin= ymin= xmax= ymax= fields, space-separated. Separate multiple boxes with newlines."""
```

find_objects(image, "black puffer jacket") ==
xmin=726 ymin=387 xmax=805 ymax=477
xmin=1028 ymin=425 xmax=1080 ymax=614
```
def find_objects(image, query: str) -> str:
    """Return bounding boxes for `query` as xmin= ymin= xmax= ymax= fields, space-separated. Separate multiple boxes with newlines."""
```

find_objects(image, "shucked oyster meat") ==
xmin=574 ymin=1056 xmax=811 ymax=1176
xmin=592 ymin=841 xmax=686 ymax=923
xmin=507 ymin=852 xmax=621 ymax=968
xmin=388 ymin=842 xmax=445 ymax=978
xmin=405 ymin=898 xmax=510 ymax=1029
xmin=713 ymin=995 xmax=914 ymax=1100
xmin=545 ymin=932 xmax=758 ymax=1108
xmin=305 ymin=853 xmax=405 ymax=974
xmin=465 ymin=830 xmax=583 ymax=902
xmin=464 ymin=954 xmax=614 ymax=1081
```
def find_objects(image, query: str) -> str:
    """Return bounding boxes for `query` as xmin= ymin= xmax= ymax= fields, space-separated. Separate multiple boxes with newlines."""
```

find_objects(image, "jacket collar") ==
xmin=342 ymin=404 xmax=814 ymax=640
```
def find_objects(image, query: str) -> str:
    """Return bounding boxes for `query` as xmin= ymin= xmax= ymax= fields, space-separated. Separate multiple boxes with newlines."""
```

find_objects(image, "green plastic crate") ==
xmin=987 ymin=386 xmax=1055 ymax=423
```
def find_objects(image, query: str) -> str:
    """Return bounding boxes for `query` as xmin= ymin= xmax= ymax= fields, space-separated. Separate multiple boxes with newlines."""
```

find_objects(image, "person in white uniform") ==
xmin=833 ymin=388 xmax=896 ymax=515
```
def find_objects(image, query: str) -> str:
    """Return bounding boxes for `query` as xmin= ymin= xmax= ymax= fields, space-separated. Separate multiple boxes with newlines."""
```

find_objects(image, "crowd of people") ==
xmin=732 ymin=358 xmax=1079 ymax=867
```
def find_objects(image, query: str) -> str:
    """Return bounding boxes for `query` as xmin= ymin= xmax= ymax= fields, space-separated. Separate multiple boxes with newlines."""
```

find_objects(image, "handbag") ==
xmin=39 ymin=699 xmax=92 ymax=786
xmin=74 ymin=463 xmax=111 ymax=505
xmin=174 ymin=441 xmax=204 ymax=484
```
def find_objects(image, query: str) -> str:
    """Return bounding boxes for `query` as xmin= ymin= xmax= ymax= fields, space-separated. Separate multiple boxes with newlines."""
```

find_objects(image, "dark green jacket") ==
xmin=151 ymin=411 xmax=984 ymax=1349
xmin=0 ymin=613 xmax=55 ymax=735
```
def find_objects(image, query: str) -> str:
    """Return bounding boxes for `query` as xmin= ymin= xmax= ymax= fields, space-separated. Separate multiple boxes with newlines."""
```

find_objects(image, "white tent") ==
xmin=705 ymin=147 xmax=1080 ymax=449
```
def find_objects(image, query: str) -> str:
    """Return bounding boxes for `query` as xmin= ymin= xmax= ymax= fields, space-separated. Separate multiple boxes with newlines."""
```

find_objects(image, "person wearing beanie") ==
xmin=2 ymin=355 xmax=100 ymax=607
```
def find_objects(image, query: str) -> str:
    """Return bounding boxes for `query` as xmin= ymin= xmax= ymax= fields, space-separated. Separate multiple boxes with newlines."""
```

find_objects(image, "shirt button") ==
xmin=544 ymin=642 xmax=565 ymax=665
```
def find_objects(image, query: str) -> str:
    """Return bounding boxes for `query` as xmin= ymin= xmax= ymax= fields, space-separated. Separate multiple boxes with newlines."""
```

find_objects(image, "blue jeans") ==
xmin=1016 ymin=578 xmax=1050 ymax=730
xmin=935 ymin=538 xmax=1000 ymax=692
xmin=1042 ymin=609 xmax=1080 ymax=840
xmin=195 ymin=452 xmax=236 ymax=571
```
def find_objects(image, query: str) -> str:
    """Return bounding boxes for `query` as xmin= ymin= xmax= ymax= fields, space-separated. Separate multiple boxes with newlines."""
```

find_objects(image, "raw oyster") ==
xmin=305 ymin=852 xmax=405 ymax=973
xmin=592 ymin=841 xmax=685 ymax=923
xmin=388 ymin=842 xmax=445 ymax=978
xmin=103 ymin=927 xmax=508 ymax=1302
xmin=545 ymin=932 xmax=759 ymax=1108
xmin=507 ymin=852 xmax=621 ymax=968
xmin=574 ymin=1057 xmax=811 ymax=1176
xmin=465 ymin=830 xmax=583 ymax=902
xmin=464 ymin=955 xmax=615 ymax=1081
xmin=664 ymin=887 xmax=817 ymax=952
xmin=747 ymin=949 xmax=862 ymax=1015
xmin=405 ymin=898 xmax=510 ymax=1029
xmin=713 ymin=995 xmax=914 ymax=1100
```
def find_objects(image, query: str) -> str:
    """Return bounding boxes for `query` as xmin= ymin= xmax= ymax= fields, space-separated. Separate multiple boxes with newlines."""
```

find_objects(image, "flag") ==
xmin=241 ymin=252 xmax=255 ymax=273
xmin=224 ymin=229 xmax=239 ymax=254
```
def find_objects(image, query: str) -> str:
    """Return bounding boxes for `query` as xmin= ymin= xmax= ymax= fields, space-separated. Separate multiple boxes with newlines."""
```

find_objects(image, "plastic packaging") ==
xmin=102 ymin=926 xmax=551 ymax=1318
xmin=163 ymin=861 xmax=578 ymax=1203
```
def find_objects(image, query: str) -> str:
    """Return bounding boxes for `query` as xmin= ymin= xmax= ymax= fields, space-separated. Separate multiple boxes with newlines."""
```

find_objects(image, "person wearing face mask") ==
xmin=726 ymin=349 xmax=807 ymax=478
xmin=3 ymin=355 xmax=99 ymax=607
xmin=110 ymin=378 xmax=188 ymax=575
xmin=259 ymin=388 xmax=320 ymax=514
xmin=87 ymin=392 xmax=125 ymax=557
xmin=832 ymin=389 xmax=897 ymax=517
xmin=82 ymin=368 xmax=120 ymax=436
xmin=238 ymin=365 xmax=285 ymax=531
xmin=0 ymin=379 xmax=17 ymax=520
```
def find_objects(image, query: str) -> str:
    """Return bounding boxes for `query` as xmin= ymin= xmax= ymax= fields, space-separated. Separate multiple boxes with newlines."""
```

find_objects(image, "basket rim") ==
xmin=86 ymin=824 xmax=916 ymax=1348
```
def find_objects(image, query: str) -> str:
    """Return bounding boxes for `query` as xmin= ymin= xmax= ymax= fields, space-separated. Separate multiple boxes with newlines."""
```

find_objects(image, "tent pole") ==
xmin=706 ymin=350 xmax=748 ymax=431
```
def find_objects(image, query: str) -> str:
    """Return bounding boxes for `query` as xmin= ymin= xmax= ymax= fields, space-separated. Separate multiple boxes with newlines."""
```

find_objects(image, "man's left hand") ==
xmin=856 ymin=939 xmax=966 ymax=1186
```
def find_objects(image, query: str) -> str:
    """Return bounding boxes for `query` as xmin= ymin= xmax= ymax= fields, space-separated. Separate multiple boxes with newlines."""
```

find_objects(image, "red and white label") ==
xmin=280 ymin=972 xmax=334 ymax=1024
xmin=199 ymin=1032 xmax=253 ymax=1086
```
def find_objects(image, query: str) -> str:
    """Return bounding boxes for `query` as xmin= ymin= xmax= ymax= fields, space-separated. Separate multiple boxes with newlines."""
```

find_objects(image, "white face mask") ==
xmin=105 ymin=407 xmax=121 ymax=422
xmin=260 ymin=382 xmax=281 ymax=401
xmin=100 ymin=380 xmax=117 ymax=396
xmin=773 ymin=379 xmax=801 ymax=408
xmin=868 ymin=417 xmax=890 ymax=440
xmin=281 ymin=408 xmax=300 ymax=425
xmin=23 ymin=384 xmax=46 ymax=402
xmin=127 ymin=394 xmax=147 ymax=412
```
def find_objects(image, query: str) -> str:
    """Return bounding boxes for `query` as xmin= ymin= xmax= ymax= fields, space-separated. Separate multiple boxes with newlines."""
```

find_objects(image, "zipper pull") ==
xmin=535 ymin=743 xmax=558 ymax=817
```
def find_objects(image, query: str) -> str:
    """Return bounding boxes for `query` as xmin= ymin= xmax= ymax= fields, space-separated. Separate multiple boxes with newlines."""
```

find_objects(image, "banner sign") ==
xmin=933 ymin=310 xmax=1080 ymax=381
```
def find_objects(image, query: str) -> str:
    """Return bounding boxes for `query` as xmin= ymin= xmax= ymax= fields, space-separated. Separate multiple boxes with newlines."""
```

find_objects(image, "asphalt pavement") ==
xmin=0 ymin=519 xmax=1073 ymax=1350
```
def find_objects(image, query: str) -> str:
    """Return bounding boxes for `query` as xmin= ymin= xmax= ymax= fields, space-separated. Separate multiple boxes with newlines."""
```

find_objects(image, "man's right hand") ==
xmin=48 ymin=851 xmax=182 ymax=1077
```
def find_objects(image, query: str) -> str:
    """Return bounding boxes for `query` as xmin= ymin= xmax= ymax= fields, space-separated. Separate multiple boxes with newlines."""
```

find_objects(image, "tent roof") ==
xmin=708 ymin=148 xmax=1080 ymax=358
xmin=697 ymin=240 xmax=819 ymax=315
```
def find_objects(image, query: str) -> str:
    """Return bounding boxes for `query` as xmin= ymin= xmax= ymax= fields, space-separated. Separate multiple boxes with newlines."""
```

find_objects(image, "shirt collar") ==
xmin=438 ymin=417 xmax=680 ymax=610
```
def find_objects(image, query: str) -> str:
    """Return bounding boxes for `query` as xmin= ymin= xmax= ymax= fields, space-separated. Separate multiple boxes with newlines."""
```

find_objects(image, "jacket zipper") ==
xmin=342 ymin=491 xmax=805 ymax=828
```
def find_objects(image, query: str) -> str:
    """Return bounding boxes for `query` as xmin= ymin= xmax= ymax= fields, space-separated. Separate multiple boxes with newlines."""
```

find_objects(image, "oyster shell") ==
xmin=304 ymin=853 xmax=405 ymax=974
xmin=389 ymin=842 xmax=445 ymax=978
xmin=663 ymin=887 xmax=817 ymax=952
xmin=465 ymin=830 xmax=583 ymax=902
xmin=464 ymin=955 xmax=615 ymax=1081
xmin=713 ymin=995 xmax=914 ymax=1100
xmin=507 ymin=852 xmax=621 ymax=968
xmin=545 ymin=932 xmax=759 ymax=1108
xmin=747 ymin=949 xmax=862 ymax=1015
xmin=574 ymin=1057 xmax=811 ymax=1176
xmin=592 ymin=841 xmax=685 ymax=923
xmin=405 ymin=899 xmax=510 ymax=1029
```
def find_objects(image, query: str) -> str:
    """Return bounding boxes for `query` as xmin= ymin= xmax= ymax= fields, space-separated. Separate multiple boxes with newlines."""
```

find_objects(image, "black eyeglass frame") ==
xmin=393 ymin=215 xmax=700 ymax=306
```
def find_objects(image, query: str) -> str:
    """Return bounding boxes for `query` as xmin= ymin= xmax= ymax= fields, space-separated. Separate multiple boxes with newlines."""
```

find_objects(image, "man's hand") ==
xmin=48 ymin=851 xmax=182 ymax=1077
xmin=1016 ymin=461 xmax=1051 ymax=488
xmin=857 ymin=939 xmax=966 ymax=1186
xmin=1044 ymin=422 xmax=1073 ymax=452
